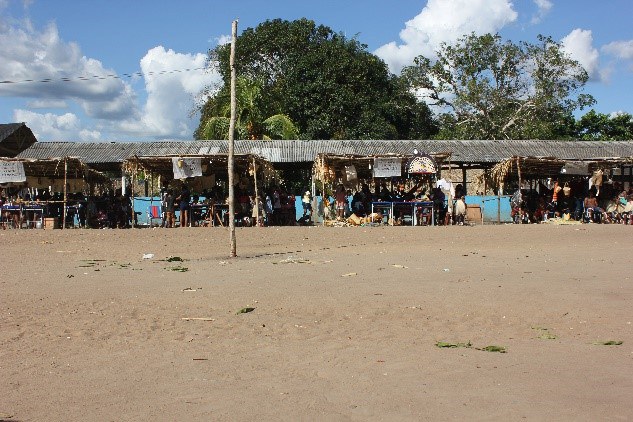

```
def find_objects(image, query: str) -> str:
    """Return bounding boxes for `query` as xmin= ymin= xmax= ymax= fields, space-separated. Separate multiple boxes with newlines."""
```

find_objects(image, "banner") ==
xmin=172 ymin=157 xmax=202 ymax=179
xmin=373 ymin=157 xmax=401 ymax=178
xmin=406 ymin=154 xmax=438 ymax=174
xmin=0 ymin=161 xmax=26 ymax=183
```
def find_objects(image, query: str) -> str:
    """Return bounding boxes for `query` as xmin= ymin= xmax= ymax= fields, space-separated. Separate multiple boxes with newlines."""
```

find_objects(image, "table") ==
xmin=1 ymin=204 xmax=45 ymax=228
xmin=371 ymin=201 xmax=434 ymax=226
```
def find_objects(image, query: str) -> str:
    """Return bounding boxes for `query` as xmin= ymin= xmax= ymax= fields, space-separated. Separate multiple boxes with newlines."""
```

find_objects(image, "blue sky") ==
xmin=1 ymin=0 xmax=632 ymax=141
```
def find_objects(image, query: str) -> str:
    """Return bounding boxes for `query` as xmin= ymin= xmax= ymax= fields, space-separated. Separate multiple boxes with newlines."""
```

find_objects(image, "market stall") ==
xmin=123 ymin=154 xmax=277 ymax=227
xmin=0 ymin=156 xmax=111 ymax=229
xmin=483 ymin=155 xmax=633 ymax=224
xmin=312 ymin=151 xmax=451 ymax=226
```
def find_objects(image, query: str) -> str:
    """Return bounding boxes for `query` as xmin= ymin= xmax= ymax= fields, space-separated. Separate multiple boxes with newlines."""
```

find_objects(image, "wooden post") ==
xmin=130 ymin=165 xmax=135 ymax=228
xmin=516 ymin=157 xmax=522 ymax=191
xmin=62 ymin=158 xmax=68 ymax=230
xmin=497 ymin=184 xmax=501 ymax=224
xmin=228 ymin=19 xmax=238 ymax=257
xmin=462 ymin=166 xmax=467 ymax=195
xmin=311 ymin=176 xmax=316 ymax=225
xmin=252 ymin=156 xmax=260 ymax=226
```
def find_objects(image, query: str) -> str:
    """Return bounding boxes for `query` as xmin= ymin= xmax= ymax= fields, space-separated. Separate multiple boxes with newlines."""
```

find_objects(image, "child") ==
xmin=302 ymin=190 xmax=312 ymax=217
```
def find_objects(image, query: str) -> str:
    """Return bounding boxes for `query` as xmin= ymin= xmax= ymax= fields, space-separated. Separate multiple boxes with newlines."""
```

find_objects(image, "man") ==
xmin=164 ymin=189 xmax=175 ymax=228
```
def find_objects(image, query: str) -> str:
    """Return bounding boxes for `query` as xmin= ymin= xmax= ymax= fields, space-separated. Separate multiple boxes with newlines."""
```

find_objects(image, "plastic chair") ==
xmin=147 ymin=205 xmax=161 ymax=227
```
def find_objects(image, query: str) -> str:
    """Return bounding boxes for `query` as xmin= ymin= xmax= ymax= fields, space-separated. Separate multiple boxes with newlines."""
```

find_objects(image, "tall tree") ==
xmin=195 ymin=18 xmax=436 ymax=140
xmin=576 ymin=110 xmax=633 ymax=141
xmin=402 ymin=33 xmax=594 ymax=140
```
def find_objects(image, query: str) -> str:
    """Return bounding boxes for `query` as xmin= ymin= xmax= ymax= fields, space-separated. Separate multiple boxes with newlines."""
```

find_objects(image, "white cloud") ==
xmin=115 ymin=46 xmax=220 ymax=139
xmin=26 ymin=99 xmax=67 ymax=109
xmin=375 ymin=0 xmax=518 ymax=74
xmin=79 ymin=128 xmax=101 ymax=141
xmin=561 ymin=29 xmax=601 ymax=81
xmin=0 ymin=19 xmax=137 ymax=121
xmin=602 ymin=40 xmax=633 ymax=60
xmin=531 ymin=0 xmax=553 ymax=24
xmin=13 ymin=109 xmax=79 ymax=140
xmin=1 ymin=13 xmax=220 ymax=140
xmin=213 ymin=34 xmax=231 ymax=46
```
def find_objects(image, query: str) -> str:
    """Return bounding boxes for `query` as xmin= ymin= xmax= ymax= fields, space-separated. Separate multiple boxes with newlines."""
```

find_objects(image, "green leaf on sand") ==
xmin=435 ymin=341 xmax=472 ymax=349
xmin=478 ymin=345 xmax=507 ymax=353
xmin=236 ymin=307 xmax=256 ymax=315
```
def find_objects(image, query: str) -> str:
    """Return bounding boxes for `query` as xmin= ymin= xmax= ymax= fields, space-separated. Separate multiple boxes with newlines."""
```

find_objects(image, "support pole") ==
xmin=228 ymin=19 xmax=238 ymax=257
xmin=62 ymin=158 xmax=68 ymax=230
xmin=130 ymin=166 xmax=135 ymax=228
xmin=252 ymin=157 xmax=260 ymax=226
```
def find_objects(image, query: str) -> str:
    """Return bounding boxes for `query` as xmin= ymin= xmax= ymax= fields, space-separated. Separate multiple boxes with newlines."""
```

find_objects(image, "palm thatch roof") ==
xmin=0 ymin=156 xmax=110 ymax=183
xmin=486 ymin=156 xmax=633 ymax=187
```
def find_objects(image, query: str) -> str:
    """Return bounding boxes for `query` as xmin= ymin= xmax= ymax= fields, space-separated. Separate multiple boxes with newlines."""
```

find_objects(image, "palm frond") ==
xmin=263 ymin=114 xmax=299 ymax=140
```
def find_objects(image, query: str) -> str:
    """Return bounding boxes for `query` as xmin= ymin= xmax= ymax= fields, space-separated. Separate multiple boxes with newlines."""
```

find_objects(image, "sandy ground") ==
xmin=1 ymin=225 xmax=632 ymax=421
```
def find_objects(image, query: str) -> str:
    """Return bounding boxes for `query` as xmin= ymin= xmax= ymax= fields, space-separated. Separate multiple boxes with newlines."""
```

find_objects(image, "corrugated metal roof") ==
xmin=17 ymin=139 xmax=633 ymax=165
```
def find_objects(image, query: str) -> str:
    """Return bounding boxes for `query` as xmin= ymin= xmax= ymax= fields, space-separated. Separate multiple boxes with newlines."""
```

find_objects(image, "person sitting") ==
xmin=584 ymin=190 xmax=605 ymax=223
xmin=621 ymin=194 xmax=633 ymax=225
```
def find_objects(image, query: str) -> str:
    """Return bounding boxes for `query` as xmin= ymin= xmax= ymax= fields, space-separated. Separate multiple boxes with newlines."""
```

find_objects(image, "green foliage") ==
xmin=197 ymin=76 xmax=287 ymax=140
xmin=402 ymin=33 xmax=594 ymax=140
xmin=195 ymin=18 xmax=436 ymax=140
xmin=262 ymin=114 xmax=299 ymax=140
xmin=577 ymin=110 xmax=633 ymax=140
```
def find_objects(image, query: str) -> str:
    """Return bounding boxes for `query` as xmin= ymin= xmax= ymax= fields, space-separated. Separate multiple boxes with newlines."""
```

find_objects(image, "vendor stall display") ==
xmin=312 ymin=151 xmax=450 ymax=226
xmin=0 ymin=157 xmax=111 ymax=229
xmin=123 ymin=154 xmax=277 ymax=227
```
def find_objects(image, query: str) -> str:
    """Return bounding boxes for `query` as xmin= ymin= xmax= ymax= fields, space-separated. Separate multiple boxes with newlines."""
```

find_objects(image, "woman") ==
xmin=176 ymin=184 xmax=190 ymax=228
xmin=335 ymin=184 xmax=347 ymax=220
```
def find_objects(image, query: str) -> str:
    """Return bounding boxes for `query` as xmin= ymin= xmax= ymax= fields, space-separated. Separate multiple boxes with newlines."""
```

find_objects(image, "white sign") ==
xmin=0 ymin=161 xmax=26 ymax=183
xmin=373 ymin=157 xmax=401 ymax=178
xmin=172 ymin=157 xmax=202 ymax=179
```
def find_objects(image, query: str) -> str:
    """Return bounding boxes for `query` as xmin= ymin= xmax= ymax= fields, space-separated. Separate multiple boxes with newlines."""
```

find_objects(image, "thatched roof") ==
xmin=0 ymin=156 xmax=109 ymax=183
xmin=312 ymin=152 xmax=451 ymax=184
xmin=123 ymin=154 xmax=277 ymax=184
xmin=487 ymin=156 xmax=633 ymax=187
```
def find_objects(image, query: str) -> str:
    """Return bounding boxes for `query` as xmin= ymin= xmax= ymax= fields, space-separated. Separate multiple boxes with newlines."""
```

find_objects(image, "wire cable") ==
xmin=0 ymin=67 xmax=209 ymax=85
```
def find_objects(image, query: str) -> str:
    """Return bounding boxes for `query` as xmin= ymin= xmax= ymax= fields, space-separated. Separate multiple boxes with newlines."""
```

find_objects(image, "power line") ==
xmin=0 ymin=67 xmax=209 ymax=85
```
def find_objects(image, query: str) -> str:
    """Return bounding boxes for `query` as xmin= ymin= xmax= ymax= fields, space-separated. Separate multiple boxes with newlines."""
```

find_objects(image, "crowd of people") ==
xmin=510 ymin=179 xmax=633 ymax=224
xmin=0 ymin=186 xmax=135 ymax=229
xmin=158 ymin=184 xmax=301 ymax=228
xmin=323 ymin=179 xmax=468 ymax=226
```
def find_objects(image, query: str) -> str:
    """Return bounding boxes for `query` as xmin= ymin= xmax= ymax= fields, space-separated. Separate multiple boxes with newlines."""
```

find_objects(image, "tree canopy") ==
xmin=402 ymin=33 xmax=595 ymax=140
xmin=576 ymin=110 xmax=633 ymax=141
xmin=195 ymin=18 xmax=436 ymax=140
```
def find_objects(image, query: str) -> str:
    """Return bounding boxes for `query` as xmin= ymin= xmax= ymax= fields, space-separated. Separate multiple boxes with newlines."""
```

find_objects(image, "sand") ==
xmin=1 ymin=225 xmax=632 ymax=421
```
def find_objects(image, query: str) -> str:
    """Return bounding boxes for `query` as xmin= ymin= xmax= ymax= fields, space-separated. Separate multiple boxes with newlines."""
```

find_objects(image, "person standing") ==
xmin=335 ymin=184 xmax=347 ymax=220
xmin=176 ymin=184 xmax=190 ymax=228
xmin=302 ymin=190 xmax=312 ymax=217
xmin=164 ymin=189 xmax=175 ymax=228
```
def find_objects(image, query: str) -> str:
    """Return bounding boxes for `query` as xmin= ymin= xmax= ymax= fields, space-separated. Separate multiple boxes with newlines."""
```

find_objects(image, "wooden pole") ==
xmin=516 ymin=157 xmax=522 ymax=191
xmin=228 ymin=19 xmax=238 ymax=257
xmin=252 ymin=157 xmax=260 ymax=226
xmin=132 ymin=168 xmax=137 ymax=228
xmin=62 ymin=158 xmax=68 ymax=230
